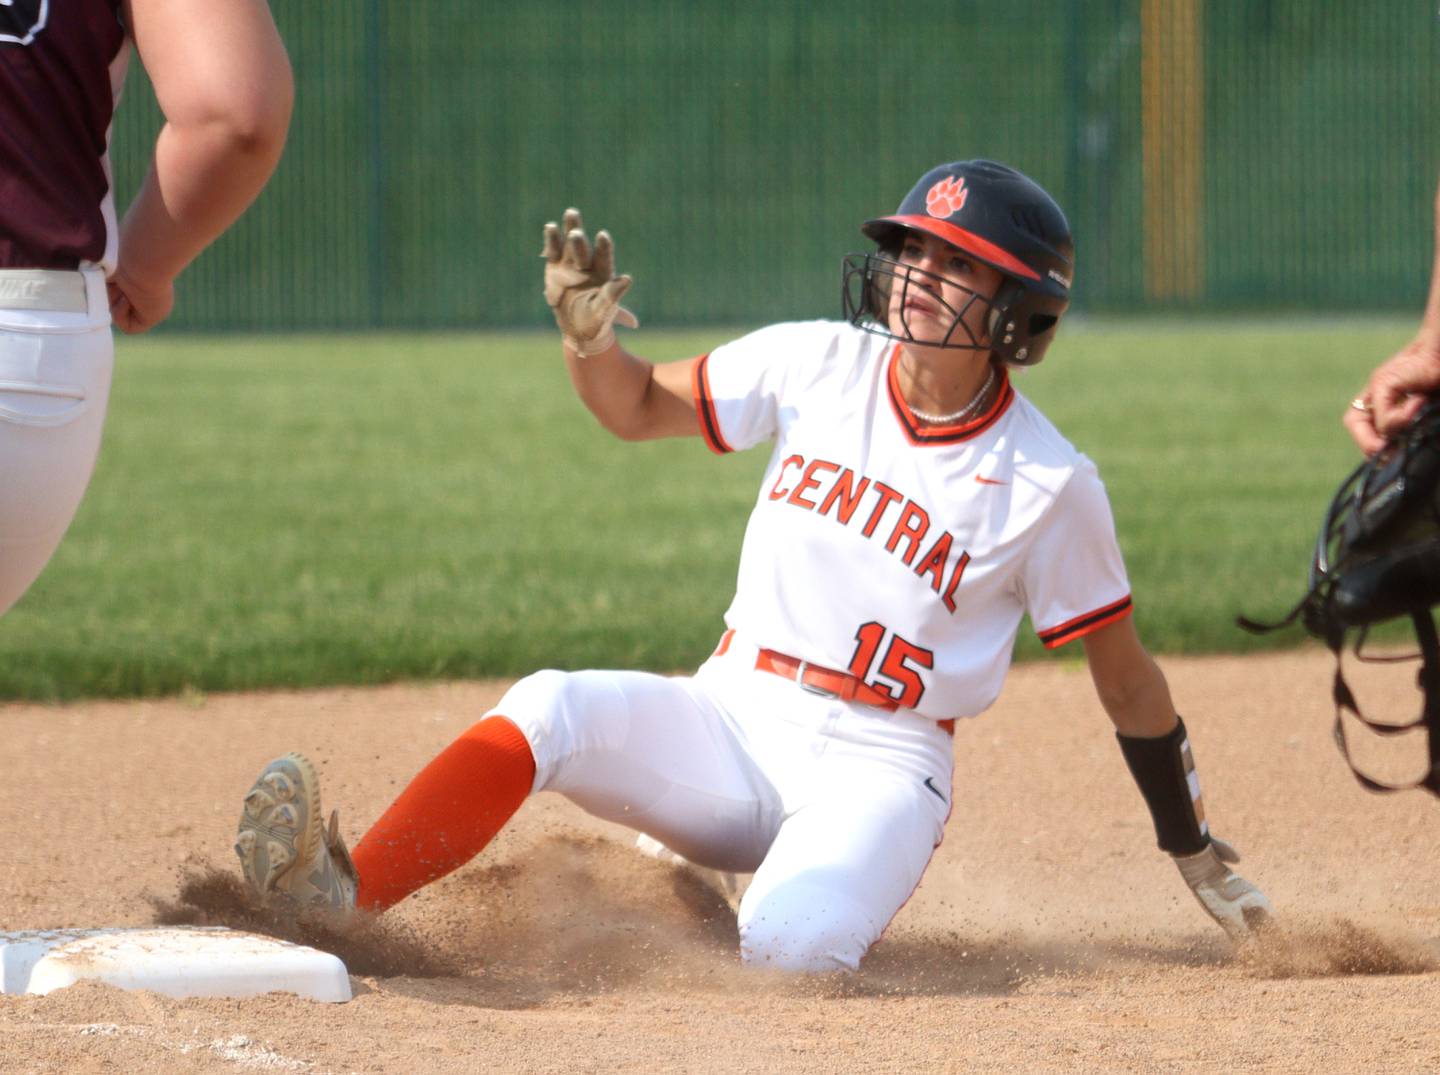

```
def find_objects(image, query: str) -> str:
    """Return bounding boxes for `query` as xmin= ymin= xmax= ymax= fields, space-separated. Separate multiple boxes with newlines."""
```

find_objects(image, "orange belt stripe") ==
xmin=716 ymin=630 xmax=955 ymax=737
xmin=755 ymin=648 xmax=901 ymax=710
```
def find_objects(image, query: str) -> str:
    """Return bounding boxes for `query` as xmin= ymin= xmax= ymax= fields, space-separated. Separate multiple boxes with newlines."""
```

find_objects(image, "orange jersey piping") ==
xmin=1037 ymin=595 xmax=1134 ymax=649
xmin=886 ymin=344 xmax=1015 ymax=445
xmin=692 ymin=353 xmax=733 ymax=455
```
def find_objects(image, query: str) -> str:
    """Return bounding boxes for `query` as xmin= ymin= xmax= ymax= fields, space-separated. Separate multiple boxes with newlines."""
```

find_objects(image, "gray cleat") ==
xmin=235 ymin=752 xmax=358 ymax=916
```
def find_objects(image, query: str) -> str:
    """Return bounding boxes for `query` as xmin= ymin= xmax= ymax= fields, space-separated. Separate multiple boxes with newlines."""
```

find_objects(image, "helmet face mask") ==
xmin=844 ymin=159 xmax=1074 ymax=366
xmin=841 ymin=252 xmax=997 ymax=351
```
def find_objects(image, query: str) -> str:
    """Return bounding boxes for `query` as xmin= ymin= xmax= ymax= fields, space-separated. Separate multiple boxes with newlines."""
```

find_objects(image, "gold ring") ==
xmin=1350 ymin=397 xmax=1371 ymax=413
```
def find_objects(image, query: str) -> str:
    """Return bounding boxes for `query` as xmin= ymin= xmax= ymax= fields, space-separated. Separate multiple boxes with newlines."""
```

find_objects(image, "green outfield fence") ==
xmin=109 ymin=1 xmax=1440 ymax=332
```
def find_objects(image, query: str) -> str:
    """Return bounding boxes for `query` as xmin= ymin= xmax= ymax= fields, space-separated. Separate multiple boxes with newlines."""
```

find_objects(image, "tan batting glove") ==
xmin=1173 ymin=836 xmax=1275 ymax=942
xmin=541 ymin=207 xmax=639 ymax=356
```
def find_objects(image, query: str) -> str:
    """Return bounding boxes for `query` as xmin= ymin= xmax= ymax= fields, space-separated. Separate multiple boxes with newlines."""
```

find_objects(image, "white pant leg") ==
xmin=737 ymin=771 xmax=945 ymax=973
xmin=696 ymin=637 xmax=954 ymax=973
xmin=0 ymin=273 xmax=113 ymax=617
xmin=489 ymin=668 xmax=784 ymax=874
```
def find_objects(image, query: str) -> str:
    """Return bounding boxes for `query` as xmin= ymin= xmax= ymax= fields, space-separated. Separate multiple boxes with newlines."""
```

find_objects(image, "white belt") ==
xmin=0 ymin=269 xmax=90 ymax=313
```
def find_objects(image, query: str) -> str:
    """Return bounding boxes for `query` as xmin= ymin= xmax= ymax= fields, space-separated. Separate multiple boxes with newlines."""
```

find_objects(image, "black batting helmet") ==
xmin=842 ymin=159 xmax=1074 ymax=365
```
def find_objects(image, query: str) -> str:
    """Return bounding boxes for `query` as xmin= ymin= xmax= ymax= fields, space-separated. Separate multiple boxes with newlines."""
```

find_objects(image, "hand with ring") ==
xmin=1345 ymin=339 xmax=1440 ymax=455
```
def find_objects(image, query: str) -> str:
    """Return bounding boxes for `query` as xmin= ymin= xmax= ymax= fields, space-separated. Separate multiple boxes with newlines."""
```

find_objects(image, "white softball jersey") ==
xmin=694 ymin=319 xmax=1133 ymax=721
xmin=490 ymin=318 xmax=1137 ymax=971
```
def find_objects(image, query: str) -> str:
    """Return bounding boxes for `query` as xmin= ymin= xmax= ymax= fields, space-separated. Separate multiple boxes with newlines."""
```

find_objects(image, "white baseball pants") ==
xmin=491 ymin=632 xmax=956 ymax=972
xmin=0 ymin=268 xmax=113 ymax=617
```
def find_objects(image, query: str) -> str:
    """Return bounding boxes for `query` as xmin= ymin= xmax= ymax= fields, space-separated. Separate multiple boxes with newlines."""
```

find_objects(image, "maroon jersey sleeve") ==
xmin=0 ymin=0 xmax=127 ymax=269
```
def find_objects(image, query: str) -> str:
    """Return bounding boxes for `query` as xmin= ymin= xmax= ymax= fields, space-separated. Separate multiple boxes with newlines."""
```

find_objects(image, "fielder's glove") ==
xmin=1173 ymin=836 xmax=1275 ymax=941
xmin=541 ymin=207 xmax=638 ymax=356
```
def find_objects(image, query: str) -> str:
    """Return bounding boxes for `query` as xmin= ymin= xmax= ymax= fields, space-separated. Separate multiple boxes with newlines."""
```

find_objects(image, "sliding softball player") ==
xmin=238 ymin=159 xmax=1272 ymax=971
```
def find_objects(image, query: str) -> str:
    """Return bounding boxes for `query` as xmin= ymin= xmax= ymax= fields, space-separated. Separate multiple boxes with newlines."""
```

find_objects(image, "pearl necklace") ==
xmin=907 ymin=366 xmax=997 ymax=425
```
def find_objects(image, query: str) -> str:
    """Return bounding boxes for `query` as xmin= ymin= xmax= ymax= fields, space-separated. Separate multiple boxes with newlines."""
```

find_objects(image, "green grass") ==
xmin=0 ymin=319 xmax=1416 ymax=700
xmin=1014 ymin=316 xmax=1398 ymax=656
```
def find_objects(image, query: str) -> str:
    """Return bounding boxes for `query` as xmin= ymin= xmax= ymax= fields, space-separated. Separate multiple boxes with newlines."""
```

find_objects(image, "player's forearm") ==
xmin=1090 ymin=646 xmax=1177 ymax=737
xmin=564 ymin=343 xmax=659 ymax=440
xmin=1098 ymin=670 xmax=1176 ymax=737
xmin=1083 ymin=620 xmax=1178 ymax=736
xmin=563 ymin=343 xmax=700 ymax=441
xmin=117 ymin=118 xmax=288 ymax=287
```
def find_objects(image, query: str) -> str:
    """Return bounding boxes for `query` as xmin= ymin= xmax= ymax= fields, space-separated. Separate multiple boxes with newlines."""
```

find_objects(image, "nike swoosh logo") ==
xmin=923 ymin=776 xmax=947 ymax=803
xmin=974 ymin=475 xmax=1007 ymax=486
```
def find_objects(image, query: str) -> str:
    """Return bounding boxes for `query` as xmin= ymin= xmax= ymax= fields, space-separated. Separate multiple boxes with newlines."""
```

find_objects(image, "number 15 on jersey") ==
xmin=849 ymin=622 xmax=934 ymax=708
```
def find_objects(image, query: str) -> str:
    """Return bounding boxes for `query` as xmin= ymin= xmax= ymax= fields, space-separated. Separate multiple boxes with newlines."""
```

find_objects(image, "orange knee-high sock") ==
xmin=350 ymin=715 xmax=535 ymax=912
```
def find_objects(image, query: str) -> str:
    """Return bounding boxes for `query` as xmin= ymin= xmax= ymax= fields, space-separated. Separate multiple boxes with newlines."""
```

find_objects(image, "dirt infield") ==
xmin=5 ymin=647 xmax=1440 ymax=1073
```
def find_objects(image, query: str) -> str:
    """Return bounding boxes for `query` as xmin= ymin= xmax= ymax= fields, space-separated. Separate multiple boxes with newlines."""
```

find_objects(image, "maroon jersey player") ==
xmin=0 ymin=0 xmax=291 ymax=617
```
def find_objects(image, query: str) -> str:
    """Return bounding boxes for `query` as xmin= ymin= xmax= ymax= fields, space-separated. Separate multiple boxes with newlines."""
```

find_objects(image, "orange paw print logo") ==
xmin=926 ymin=176 xmax=968 ymax=218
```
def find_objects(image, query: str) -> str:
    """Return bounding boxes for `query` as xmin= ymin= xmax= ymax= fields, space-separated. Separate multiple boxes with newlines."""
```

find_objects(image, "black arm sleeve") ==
xmin=1116 ymin=716 xmax=1210 ymax=856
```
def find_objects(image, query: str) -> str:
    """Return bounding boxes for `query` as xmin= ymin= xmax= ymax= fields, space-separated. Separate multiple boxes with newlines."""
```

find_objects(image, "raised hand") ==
xmin=541 ymin=208 xmax=638 ymax=356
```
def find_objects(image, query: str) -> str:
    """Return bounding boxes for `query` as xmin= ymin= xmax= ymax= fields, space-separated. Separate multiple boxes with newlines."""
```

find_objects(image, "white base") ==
xmin=0 ymin=926 xmax=351 ymax=1003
